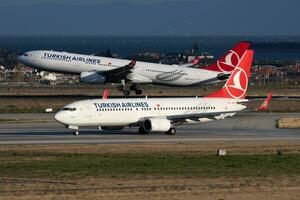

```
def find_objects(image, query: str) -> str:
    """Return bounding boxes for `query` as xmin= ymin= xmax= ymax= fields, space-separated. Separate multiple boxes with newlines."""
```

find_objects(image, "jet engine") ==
xmin=80 ymin=71 xmax=106 ymax=84
xmin=143 ymin=118 xmax=171 ymax=132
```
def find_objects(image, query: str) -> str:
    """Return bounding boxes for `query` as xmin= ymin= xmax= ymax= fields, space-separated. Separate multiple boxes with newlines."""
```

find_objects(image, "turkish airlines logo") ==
xmin=225 ymin=67 xmax=248 ymax=99
xmin=217 ymin=50 xmax=241 ymax=72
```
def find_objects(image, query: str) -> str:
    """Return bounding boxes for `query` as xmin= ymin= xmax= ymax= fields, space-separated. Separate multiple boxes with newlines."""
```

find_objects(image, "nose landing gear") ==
xmin=130 ymin=84 xmax=143 ymax=95
xmin=68 ymin=125 xmax=79 ymax=136
xmin=116 ymin=80 xmax=131 ymax=96
xmin=73 ymin=130 xmax=79 ymax=136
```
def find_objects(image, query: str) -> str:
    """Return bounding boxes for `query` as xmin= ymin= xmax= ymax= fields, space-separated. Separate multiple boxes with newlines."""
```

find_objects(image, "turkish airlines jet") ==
xmin=17 ymin=42 xmax=250 ymax=95
xmin=54 ymin=50 xmax=271 ymax=136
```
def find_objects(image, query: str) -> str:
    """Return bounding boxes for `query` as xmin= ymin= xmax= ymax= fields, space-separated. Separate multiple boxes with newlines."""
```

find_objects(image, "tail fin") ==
xmin=256 ymin=92 xmax=272 ymax=112
xmin=102 ymin=89 xmax=109 ymax=99
xmin=202 ymin=41 xmax=251 ymax=73
xmin=205 ymin=50 xmax=254 ymax=99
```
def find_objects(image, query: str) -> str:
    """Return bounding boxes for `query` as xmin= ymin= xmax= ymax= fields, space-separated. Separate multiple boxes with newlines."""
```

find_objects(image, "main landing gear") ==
xmin=129 ymin=84 xmax=143 ymax=95
xmin=138 ymin=127 xmax=176 ymax=135
xmin=165 ymin=128 xmax=176 ymax=135
xmin=68 ymin=125 xmax=80 ymax=136
xmin=71 ymin=126 xmax=102 ymax=136
xmin=117 ymin=81 xmax=142 ymax=96
xmin=138 ymin=127 xmax=149 ymax=135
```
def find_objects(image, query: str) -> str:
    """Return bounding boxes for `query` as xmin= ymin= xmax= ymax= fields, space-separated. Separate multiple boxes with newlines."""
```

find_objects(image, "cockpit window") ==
xmin=23 ymin=53 xmax=28 ymax=56
xmin=62 ymin=107 xmax=76 ymax=111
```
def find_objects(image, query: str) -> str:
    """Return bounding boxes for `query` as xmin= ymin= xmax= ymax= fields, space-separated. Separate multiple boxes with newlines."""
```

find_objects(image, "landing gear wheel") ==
xmin=129 ymin=84 xmax=137 ymax=91
xmin=123 ymin=90 xmax=131 ymax=96
xmin=165 ymin=128 xmax=176 ymax=135
xmin=138 ymin=127 xmax=148 ymax=135
xmin=135 ymin=89 xmax=143 ymax=95
xmin=73 ymin=131 xmax=79 ymax=136
xmin=117 ymin=85 xmax=124 ymax=92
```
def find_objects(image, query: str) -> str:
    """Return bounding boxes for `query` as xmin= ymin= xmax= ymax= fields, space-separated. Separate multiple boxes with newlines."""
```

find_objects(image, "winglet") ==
xmin=256 ymin=92 xmax=272 ymax=112
xmin=102 ymin=89 xmax=109 ymax=99
xmin=191 ymin=56 xmax=201 ymax=65
xmin=128 ymin=60 xmax=136 ymax=69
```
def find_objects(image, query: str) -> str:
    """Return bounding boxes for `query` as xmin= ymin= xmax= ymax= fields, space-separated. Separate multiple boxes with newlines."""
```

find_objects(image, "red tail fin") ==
xmin=202 ymin=41 xmax=251 ymax=73
xmin=256 ymin=92 xmax=272 ymax=111
xmin=205 ymin=50 xmax=254 ymax=99
xmin=102 ymin=89 xmax=109 ymax=99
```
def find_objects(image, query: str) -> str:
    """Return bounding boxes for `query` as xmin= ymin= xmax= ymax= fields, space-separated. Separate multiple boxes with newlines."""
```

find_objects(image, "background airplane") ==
xmin=17 ymin=42 xmax=250 ymax=95
xmin=54 ymin=49 xmax=270 ymax=136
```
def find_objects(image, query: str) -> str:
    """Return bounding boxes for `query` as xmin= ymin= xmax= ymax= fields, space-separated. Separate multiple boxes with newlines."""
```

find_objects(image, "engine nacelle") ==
xmin=80 ymin=71 xmax=106 ymax=84
xmin=143 ymin=118 xmax=171 ymax=132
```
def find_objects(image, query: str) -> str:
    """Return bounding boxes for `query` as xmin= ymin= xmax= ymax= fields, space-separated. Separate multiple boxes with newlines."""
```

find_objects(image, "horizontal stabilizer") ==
xmin=256 ymin=92 xmax=272 ymax=112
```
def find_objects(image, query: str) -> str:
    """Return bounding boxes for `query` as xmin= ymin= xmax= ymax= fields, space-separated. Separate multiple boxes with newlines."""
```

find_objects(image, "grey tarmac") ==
xmin=0 ymin=113 xmax=299 ymax=145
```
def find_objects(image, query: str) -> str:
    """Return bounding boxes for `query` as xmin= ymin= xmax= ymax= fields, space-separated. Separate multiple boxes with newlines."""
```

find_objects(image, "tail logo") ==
xmin=217 ymin=50 xmax=241 ymax=72
xmin=225 ymin=67 xmax=248 ymax=99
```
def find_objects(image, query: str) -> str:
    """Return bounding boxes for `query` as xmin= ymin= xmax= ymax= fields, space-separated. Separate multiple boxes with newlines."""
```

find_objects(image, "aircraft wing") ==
xmin=101 ymin=60 xmax=136 ymax=79
xmin=165 ymin=111 xmax=237 ymax=124
xmin=80 ymin=60 xmax=136 ymax=84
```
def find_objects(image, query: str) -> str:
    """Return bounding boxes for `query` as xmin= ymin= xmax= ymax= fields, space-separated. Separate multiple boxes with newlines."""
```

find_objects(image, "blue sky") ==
xmin=0 ymin=0 xmax=299 ymax=35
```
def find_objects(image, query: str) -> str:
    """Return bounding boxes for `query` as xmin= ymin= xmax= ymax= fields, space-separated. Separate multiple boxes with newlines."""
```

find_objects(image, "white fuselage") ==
xmin=54 ymin=97 xmax=247 ymax=128
xmin=17 ymin=50 xmax=222 ymax=86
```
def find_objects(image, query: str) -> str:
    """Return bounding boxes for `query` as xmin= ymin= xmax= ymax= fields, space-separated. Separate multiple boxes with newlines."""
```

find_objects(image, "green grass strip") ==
xmin=1 ymin=152 xmax=300 ymax=179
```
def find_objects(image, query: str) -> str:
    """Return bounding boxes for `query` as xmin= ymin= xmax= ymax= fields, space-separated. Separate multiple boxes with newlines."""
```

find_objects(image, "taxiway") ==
xmin=0 ymin=113 xmax=299 ymax=145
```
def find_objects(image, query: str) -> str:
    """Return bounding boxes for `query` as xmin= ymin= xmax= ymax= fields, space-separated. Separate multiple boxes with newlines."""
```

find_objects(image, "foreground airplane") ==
xmin=55 ymin=50 xmax=270 ymax=136
xmin=17 ymin=42 xmax=250 ymax=95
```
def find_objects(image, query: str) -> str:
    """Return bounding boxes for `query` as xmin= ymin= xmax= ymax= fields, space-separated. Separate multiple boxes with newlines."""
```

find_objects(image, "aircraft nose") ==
xmin=55 ymin=111 xmax=66 ymax=124
xmin=16 ymin=55 xmax=23 ymax=62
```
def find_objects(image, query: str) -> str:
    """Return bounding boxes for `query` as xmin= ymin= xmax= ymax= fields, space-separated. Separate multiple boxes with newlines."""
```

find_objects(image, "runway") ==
xmin=0 ymin=113 xmax=299 ymax=145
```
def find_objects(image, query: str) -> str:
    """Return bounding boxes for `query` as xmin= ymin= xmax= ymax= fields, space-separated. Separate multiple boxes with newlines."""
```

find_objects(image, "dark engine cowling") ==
xmin=143 ymin=118 xmax=171 ymax=132
xmin=80 ymin=71 xmax=106 ymax=84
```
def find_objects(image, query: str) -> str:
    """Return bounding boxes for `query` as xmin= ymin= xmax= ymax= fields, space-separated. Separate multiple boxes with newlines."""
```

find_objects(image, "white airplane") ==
xmin=55 ymin=50 xmax=271 ymax=136
xmin=17 ymin=42 xmax=250 ymax=95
